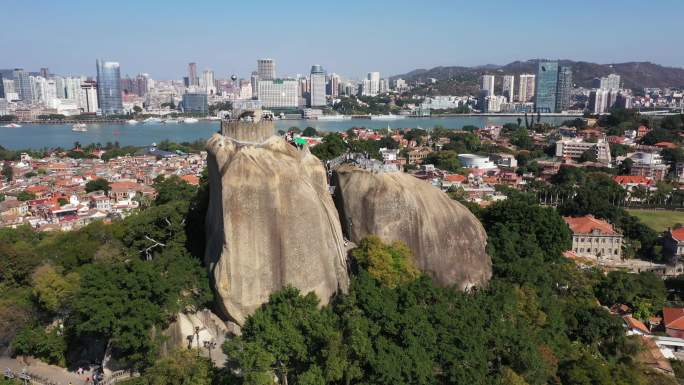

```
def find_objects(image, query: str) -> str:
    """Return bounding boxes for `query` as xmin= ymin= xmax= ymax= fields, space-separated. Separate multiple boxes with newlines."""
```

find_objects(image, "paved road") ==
xmin=1 ymin=356 xmax=92 ymax=385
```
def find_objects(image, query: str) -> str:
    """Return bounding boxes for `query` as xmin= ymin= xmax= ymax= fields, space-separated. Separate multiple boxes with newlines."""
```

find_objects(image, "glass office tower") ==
xmin=96 ymin=59 xmax=123 ymax=115
xmin=555 ymin=66 xmax=573 ymax=112
xmin=534 ymin=61 xmax=558 ymax=113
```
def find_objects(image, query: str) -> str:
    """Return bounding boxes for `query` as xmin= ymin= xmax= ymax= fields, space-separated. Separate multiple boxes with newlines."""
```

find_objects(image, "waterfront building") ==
xmin=327 ymin=73 xmax=340 ymax=97
xmin=534 ymin=61 xmax=558 ymax=113
xmin=65 ymin=77 xmax=82 ymax=101
xmin=54 ymin=76 xmax=66 ymax=99
xmin=0 ymin=73 xmax=4 ymax=99
xmin=13 ymin=68 xmax=33 ymax=102
xmin=181 ymin=92 xmax=208 ymax=113
xmin=556 ymin=66 xmax=573 ymax=112
xmin=309 ymin=65 xmax=326 ymax=107
xmin=96 ymin=59 xmax=123 ymax=115
xmin=257 ymin=79 xmax=298 ymax=108
xmin=379 ymin=79 xmax=389 ymax=94
xmin=481 ymin=75 xmax=495 ymax=97
xmin=80 ymin=81 xmax=98 ymax=113
xmin=362 ymin=72 xmax=380 ymax=96
xmin=201 ymin=70 xmax=216 ymax=95
xmin=250 ymin=71 xmax=259 ymax=99
xmin=393 ymin=78 xmax=407 ymax=92
xmin=518 ymin=74 xmax=535 ymax=102
xmin=257 ymin=58 xmax=276 ymax=81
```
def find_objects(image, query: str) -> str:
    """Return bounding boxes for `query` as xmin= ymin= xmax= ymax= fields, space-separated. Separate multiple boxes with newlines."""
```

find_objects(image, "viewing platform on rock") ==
xmin=220 ymin=108 xmax=275 ymax=143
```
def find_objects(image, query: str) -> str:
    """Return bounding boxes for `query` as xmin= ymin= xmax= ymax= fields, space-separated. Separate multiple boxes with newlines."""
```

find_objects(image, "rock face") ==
xmin=161 ymin=310 xmax=234 ymax=366
xmin=332 ymin=164 xmax=491 ymax=289
xmin=205 ymin=133 xmax=349 ymax=325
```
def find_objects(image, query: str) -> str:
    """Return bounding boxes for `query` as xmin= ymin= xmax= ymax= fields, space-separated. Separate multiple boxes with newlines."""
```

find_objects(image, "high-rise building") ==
xmin=309 ymin=65 xmax=326 ymax=107
xmin=65 ymin=77 xmax=82 ymax=101
xmin=13 ymin=68 xmax=33 ymax=101
xmin=250 ymin=72 xmax=259 ymax=99
xmin=361 ymin=72 xmax=380 ymax=96
xmin=257 ymin=79 xmax=298 ymax=108
xmin=555 ymin=66 xmax=573 ymax=112
xmin=96 ymin=59 xmax=123 ymax=115
xmin=80 ymin=80 xmax=99 ymax=113
xmin=257 ymin=59 xmax=276 ymax=81
xmin=327 ymin=73 xmax=340 ymax=97
xmin=201 ymin=70 xmax=216 ymax=95
xmin=181 ymin=92 xmax=208 ymax=113
xmin=379 ymin=79 xmax=389 ymax=94
xmin=534 ymin=61 xmax=559 ymax=113
xmin=40 ymin=68 xmax=49 ymax=78
xmin=393 ymin=78 xmax=407 ymax=92
xmin=589 ymin=89 xmax=610 ymax=114
xmin=188 ymin=62 xmax=198 ymax=87
xmin=481 ymin=75 xmax=495 ymax=97
xmin=599 ymin=74 xmax=621 ymax=90
xmin=502 ymin=75 xmax=515 ymax=102
xmin=54 ymin=76 xmax=66 ymax=99
xmin=0 ymin=73 xmax=4 ymax=99
xmin=135 ymin=73 xmax=149 ymax=97
xmin=518 ymin=74 xmax=535 ymax=102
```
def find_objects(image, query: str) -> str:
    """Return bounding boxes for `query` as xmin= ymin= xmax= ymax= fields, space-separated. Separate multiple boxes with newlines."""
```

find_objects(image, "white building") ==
xmin=518 ymin=74 xmax=535 ymax=102
xmin=80 ymin=81 xmax=99 ymax=113
xmin=393 ymin=78 xmax=407 ymax=92
xmin=599 ymin=74 xmax=621 ymax=90
xmin=362 ymin=72 xmax=380 ymax=96
xmin=257 ymin=58 xmax=275 ymax=81
xmin=555 ymin=138 xmax=612 ymax=164
xmin=257 ymin=79 xmax=298 ymax=108
xmin=502 ymin=75 xmax=515 ymax=102
xmin=458 ymin=154 xmax=497 ymax=169
xmin=481 ymin=75 xmax=495 ymax=97
xmin=201 ymin=70 xmax=216 ymax=95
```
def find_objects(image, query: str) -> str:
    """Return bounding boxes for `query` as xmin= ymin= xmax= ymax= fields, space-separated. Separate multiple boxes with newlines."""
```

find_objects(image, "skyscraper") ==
xmin=309 ymin=65 xmax=326 ymax=107
xmin=188 ymin=62 xmax=198 ymax=87
xmin=534 ymin=61 xmax=559 ymax=113
xmin=202 ymin=70 xmax=216 ymax=95
xmin=327 ymin=73 xmax=340 ymax=98
xmin=362 ymin=72 xmax=380 ymax=96
xmin=257 ymin=79 xmax=298 ymax=108
xmin=502 ymin=75 xmax=515 ymax=102
xmin=555 ymin=66 xmax=573 ymax=112
xmin=0 ymin=73 xmax=4 ymax=99
xmin=80 ymin=80 xmax=99 ymax=113
xmin=257 ymin=59 xmax=276 ymax=81
xmin=96 ymin=59 xmax=123 ymax=115
xmin=40 ymin=68 xmax=49 ymax=78
xmin=13 ymin=68 xmax=33 ymax=101
xmin=481 ymin=75 xmax=495 ymax=97
xmin=518 ymin=74 xmax=535 ymax=102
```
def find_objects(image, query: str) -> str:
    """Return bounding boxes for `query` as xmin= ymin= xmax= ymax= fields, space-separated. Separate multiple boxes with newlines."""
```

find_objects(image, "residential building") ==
xmin=564 ymin=215 xmax=623 ymax=261
xmin=257 ymin=79 xmax=298 ymax=108
xmin=327 ymin=73 xmax=340 ymax=97
xmin=502 ymin=75 xmax=514 ymax=102
xmin=80 ymin=81 xmax=99 ymax=113
xmin=257 ymin=58 xmax=276 ymax=81
xmin=201 ymin=70 xmax=216 ymax=95
xmin=627 ymin=152 xmax=669 ymax=181
xmin=181 ymin=92 xmax=208 ymax=113
xmin=590 ymin=88 xmax=610 ymax=114
xmin=555 ymin=137 xmax=612 ymax=164
xmin=599 ymin=74 xmax=621 ymax=90
xmin=663 ymin=308 xmax=684 ymax=339
xmin=534 ymin=61 xmax=558 ymax=113
xmin=555 ymin=66 xmax=573 ymax=112
xmin=481 ymin=75 xmax=495 ymax=97
xmin=0 ymin=73 xmax=4 ymax=99
xmin=664 ymin=228 xmax=684 ymax=258
xmin=96 ymin=59 xmax=123 ymax=115
xmin=362 ymin=72 xmax=380 ymax=96
xmin=309 ymin=65 xmax=326 ymax=107
xmin=518 ymin=74 xmax=535 ymax=102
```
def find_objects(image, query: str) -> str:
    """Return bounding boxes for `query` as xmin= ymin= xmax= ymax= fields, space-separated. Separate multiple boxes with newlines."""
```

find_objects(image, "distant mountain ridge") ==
xmin=392 ymin=60 xmax=684 ymax=92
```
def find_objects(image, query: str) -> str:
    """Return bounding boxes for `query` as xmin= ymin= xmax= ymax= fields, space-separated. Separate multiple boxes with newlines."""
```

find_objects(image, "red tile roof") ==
xmin=663 ymin=307 xmax=684 ymax=330
xmin=623 ymin=315 xmax=650 ymax=334
xmin=613 ymin=175 xmax=652 ymax=186
xmin=671 ymin=228 xmax=684 ymax=242
xmin=563 ymin=215 xmax=619 ymax=236
xmin=180 ymin=174 xmax=200 ymax=186
xmin=654 ymin=142 xmax=677 ymax=149
xmin=444 ymin=174 xmax=466 ymax=183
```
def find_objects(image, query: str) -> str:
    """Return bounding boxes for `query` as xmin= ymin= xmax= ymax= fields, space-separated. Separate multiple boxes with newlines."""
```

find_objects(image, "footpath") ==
xmin=0 ymin=356 xmax=92 ymax=385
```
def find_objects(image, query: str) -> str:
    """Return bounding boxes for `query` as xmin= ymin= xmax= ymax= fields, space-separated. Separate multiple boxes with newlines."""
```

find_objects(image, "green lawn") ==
xmin=627 ymin=209 xmax=684 ymax=232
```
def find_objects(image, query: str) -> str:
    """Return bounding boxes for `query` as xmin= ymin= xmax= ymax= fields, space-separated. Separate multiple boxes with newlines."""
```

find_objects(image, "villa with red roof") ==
xmin=613 ymin=175 xmax=654 ymax=191
xmin=664 ymin=227 xmax=684 ymax=258
xmin=563 ymin=215 xmax=623 ymax=261
xmin=663 ymin=307 xmax=684 ymax=339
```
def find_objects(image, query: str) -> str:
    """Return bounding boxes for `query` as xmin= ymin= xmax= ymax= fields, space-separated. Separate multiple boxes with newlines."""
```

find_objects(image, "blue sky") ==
xmin=2 ymin=0 xmax=683 ymax=79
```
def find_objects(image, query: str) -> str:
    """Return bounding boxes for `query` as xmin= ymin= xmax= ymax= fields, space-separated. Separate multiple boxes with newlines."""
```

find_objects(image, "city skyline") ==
xmin=2 ymin=0 xmax=684 ymax=80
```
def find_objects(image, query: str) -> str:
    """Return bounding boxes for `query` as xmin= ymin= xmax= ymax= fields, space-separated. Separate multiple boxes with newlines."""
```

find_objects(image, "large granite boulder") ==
xmin=205 ymin=134 xmax=349 ymax=325
xmin=332 ymin=164 xmax=491 ymax=289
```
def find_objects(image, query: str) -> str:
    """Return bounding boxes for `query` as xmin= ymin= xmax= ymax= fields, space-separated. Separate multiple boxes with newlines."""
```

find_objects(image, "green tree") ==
xmin=302 ymin=127 xmax=318 ymax=137
xmin=423 ymin=151 xmax=461 ymax=172
xmin=31 ymin=264 xmax=80 ymax=314
xmin=351 ymin=236 xmax=420 ymax=288
xmin=137 ymin=349 xmax=215 ymax=385
xmin=85 ymin=178 xmax=111 ymax=193
xmin=311 ymin=133 xmax=346 ymax=161
xmin=16 ymin=191 xmax=36 ymax=201
xmin=153 ymin=175 xmax=197 ymax=205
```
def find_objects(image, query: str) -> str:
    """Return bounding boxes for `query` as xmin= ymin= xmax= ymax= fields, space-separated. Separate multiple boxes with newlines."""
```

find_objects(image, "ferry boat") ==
xmin=370 ymin=114 xmax=405 ymax=120
xmin=2 ymin=123 xmax=21 ymax=128
xmin=127 ymin=119 xmax=139 ymax=125
xmin=317 ymin=115 xmax=351 ymax=121
xmin=143 ymin=117 xmax=163 ymax=123
xmin=71 ymin=123 xmax=88 ymax=132
xmin=183 ymin=117 xmax=199 ymax=124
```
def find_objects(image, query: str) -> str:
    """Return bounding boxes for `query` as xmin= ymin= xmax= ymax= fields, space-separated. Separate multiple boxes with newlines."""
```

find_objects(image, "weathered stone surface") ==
xmin=161 ymin=309 xmax=234 ymax=366
xmin=332 ymin=164 xmax=491 ymax=289
xmin=205 ymin=134 xmax=349 ymax=325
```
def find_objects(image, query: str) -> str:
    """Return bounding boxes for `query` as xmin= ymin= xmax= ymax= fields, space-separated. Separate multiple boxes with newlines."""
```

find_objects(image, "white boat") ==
xmin=127 ymin=119 xmax=139 ymax=125
xmin=317 ymin=115 xmax=351 ymax=121
xmin=2 ymin=123 xmax=21 ymax=128
xmin=183 ymin=118 xmax=199 ymax=124
xmin=143 ymin=117 xmax=163 ymax=123
xmin=370 ymin=114 xmax=405 ymax=120
xmin=72 ymin=123 xmax=88 ymax=132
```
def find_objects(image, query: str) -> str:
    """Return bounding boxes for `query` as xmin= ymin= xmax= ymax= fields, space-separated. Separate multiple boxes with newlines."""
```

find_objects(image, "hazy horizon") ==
xmin=2 ymin=0 xmax=683 ymax=80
